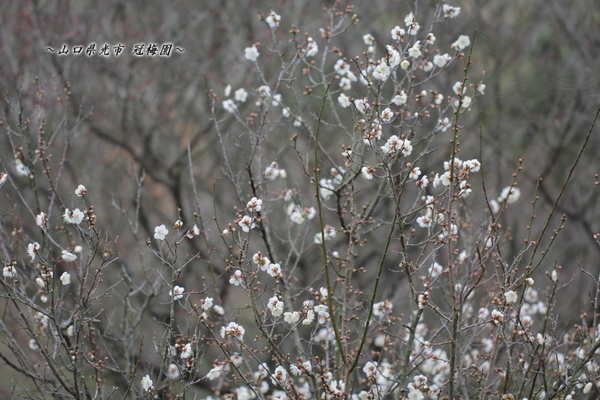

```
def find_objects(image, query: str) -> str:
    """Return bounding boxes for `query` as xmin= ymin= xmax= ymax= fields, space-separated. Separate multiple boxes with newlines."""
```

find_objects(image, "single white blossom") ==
xmin=234 ymin=88 xmax=248 ymax=102
xmin=247 ymin=197 xmax=262 ymax=212
xmin=305 ymin=38 xmax=319 ymax=57
xmin=27 ymin=242 xmax=40 ymax=260
xmin=29 ymin=338 xmax=39 ymax=351
xmin=452 ymin=35 xmax=471 ymax=50
xmin=207 ymin=365 xmax=223 ymax=380
xmin=245 ymin=45 xmax=259 ymax=61
xmin=36 ymin=212 xmax=47 ymax=227
xmin=15 ymin=160 xmax=30 ymax=176
xmin=61 ymin=250 xmax=77 ymax=262
xmin=504 ymin=290 xmax=518 ymax=304
xmin=238 ymin=215 xmax=256 ymax=232
xmin=141 ymin=375 xmax=154 ymax=392
xmin=3 ymin=266 xmax=16 ymax=278
xmin=167 ymin=363 xmax=180 ymax=380
xmin=170 ymin=285 xmax=185 ymax=300
xmin=64 ymin=208 xmax=85 ymax=225
xmin=180 ymin=343 xmax=193 ymax=359
xmin=443 ymin=5 xmax=461 ymax=18
xmin=75 ymin=184 xmax=87 ymax=197
xmin=391 ymin=26 xmax=405 ymax=40
xmin=154 ymin=224 xmax=169 ymax=240
xmin=362 ymin=166 xmax=375 ymax=180
xmin=230 ymin=270 xmax=244 ymax=286
xmin=392 ymin=90 xmax=407 ymax=105
xmin=60 ymin=271 xmax=71 ymax=285
xmin=265 ymin=11 xmax=281 ymax=29
xmin=223 ymin=99 xmax=237 ymax=113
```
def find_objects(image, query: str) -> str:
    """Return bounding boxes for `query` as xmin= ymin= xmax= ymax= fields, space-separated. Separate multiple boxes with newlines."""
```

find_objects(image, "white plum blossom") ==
xmin=3 ymin=266 xmax=16 ymax=278
xmin=253 ymin=252 xmax=271 ymax=270
xmin=373 ymin=300 xmax=393 ymax=317
xmin=339 ymin=77 xmax=352 ymax=90
xmin=220 ymin=322 xmax=245 ymax=340
xmin=272 ymin=365 xmax=288 ymax=386
xmin=167 ymin=364 xmax=180 ymax=380
xmin=362 ymin=166 xmax=375 ymax=180
xmin=409 ymin=167 xmax=421 ymax=180
xmin=305 ymin=38 xmax=318 ymax=57
xmin=36 ymin=212 xmax=46 ymax=227
xmin=245 ymin=45 xmax=259 ymax=61
xmin=224 ymin=84 xmax=231 ymax=97
xmin=452 ymin=35 xmax=471 ymax=50
xmin=64 ymin=208 xmax=85 ymax=224
xmin=433 ymin=54 xmax=451 ymax=68
xmin=491 ymin=309 xmax=504 ymax=324
xmin=400 ymin=60 xmax=410 ymax=69
xmin=264 ymin=162 xmax=286 ymax=181
xmin=408 ymin=42 xmax=422 ymax=58
xmin=497 ymin=186 xmax=521 ymax=204
xmin=429 ymin=262 xmax=443 ymax=278
xmin=180 ymin=343 xmax=193 ymax=359
xmin=354 ymin=98 xmax=369 ymax=114
xmin=60 ymin=271 xmax=71 ymax=285
xmin=392 ymin=90 xmax=407 ymax=105
xmin=75 ymin=184 xmax=87 ymax=197
xmin=380 ymin=107 xmax=394 ymax=123
xmin=381 ymin=136 xmax=412 ymax=156
xmin=266 ymin=263 xmax=282 ymax=278
xmin=230 ymin=270 xmax=244 ymax=286
xmin=303 ymin=309 xmax=315 ymax=325
xmin=338 ymin=93 xmax=351 ymax=108
xmin=505 ymin=290 xmax=518 ymax=304
xmin=319 ymin=178 xmax=335 ymax=200
xmin=363 ymin=34 xmax=375 ymax=45
xmin=443 ymin=5 xmax=461 ymax=18
xmin=268 ymin=296 xmax=285 ymax=317
xmin=284 ymin=311 xmax=301 ymax=325
xmin=247 ymin=197 xmax=262 ymax=212
xmin=461 ymin=96 xmax=472 ymax=108
xmin=426 ymin=33 xmax=436 ymax=44
xmin=238 ymin=215 xmax=256 ymax=232
xmin=202 ymin=297 xmax=214 ymax=310
xmin=15 ymin=160 xmax=30 ymax=176
xmin=453 ymin=81 xmax=465 ymax=95
xmin=314 ymin=226 xmax=336 ymax=244
xmin=0 ymin=172 xmax=7 ymax=187
xmin=27 ymin=242 xmax=40 ymax=260
xmin=170 ymin=285 xmax=185 ymax=300
xmin=207 ymin=365 xmax=223 ymax=380
xmin=373 ymin=62 xmax=391 ymax=81
xmin=423 ymin=61 xmax=434 ymax=72
xmin=265 ymin=11 xmax=281 ymax=29
xmin=334 ymin=59 xmax=351 ymax=75
xmin=186 ymin=224 xmax=200 ymax=238
xmin=141 ymin=375 xmax=153 ymax=392
xmin=223 ymin=99 xmax=237 ymax=113
xmin=234 ymin=88 xmax=248 ymax=102
xmin=257 ymin=85 xmax=271 ymax=98
xmin=61 ymin=250 xmax=77 ymax=262
xmin=29 ymin=338 xmax=39 ymax=351
xmin=391 ymin=26 xmax=405 ymax=40
xmin=154 ymin=224 xmax=169 ymax=240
